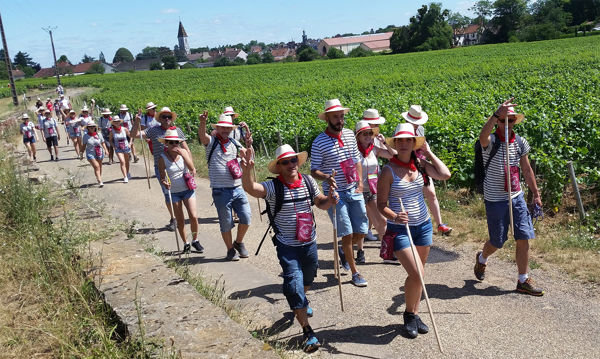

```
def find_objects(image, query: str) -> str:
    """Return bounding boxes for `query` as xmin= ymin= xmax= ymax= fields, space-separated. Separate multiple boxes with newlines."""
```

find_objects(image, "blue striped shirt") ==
xmin=310 ymin=128 xmax=361 ymax=193
xmin=386 ymin=164 xmax=430 ymax=226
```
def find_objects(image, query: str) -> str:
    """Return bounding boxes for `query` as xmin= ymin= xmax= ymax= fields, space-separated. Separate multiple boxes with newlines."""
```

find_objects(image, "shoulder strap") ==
xmin=484 ymin=132 xmax=501 ymax=173
xmin=206 ymin=137 xmax=220 ymax=168
xmin=230 ymin=137 xmax=242 ymax=150
xmin=303 ymin=175 xmax=315 ymax=206
xmin=515 ymin=134 xmax=524 ymax=158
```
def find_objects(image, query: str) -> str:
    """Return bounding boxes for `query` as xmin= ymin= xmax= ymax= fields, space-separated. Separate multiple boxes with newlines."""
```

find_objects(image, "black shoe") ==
xmin=474 ymin=251 xmax=486 ymax=281
xmin=55 ymin=157 xmax=59 ymax=161
xmin=225 ymin=248 xmax=240 ymax=261
xmin=516 ymin=278 xmax=544 ymax=296
xmin=182 ymin=243 xmax=191 ymax=254
xmin=50 ymin=155 xmax=54 ymax=161
xmin=166 ymin=218 xmax=176 ymax=232
xmin=233 ymin=241 xmax=249 ymax=258
xmin=356 ymin=249 xmax=366 ymax=264
xmin=403 ymin=311 xmax=418 ymax=339
xmin=191 ymin=240 xmax=204 ymax=253
xmin=415 ymin=314 xmax=429 ymax=334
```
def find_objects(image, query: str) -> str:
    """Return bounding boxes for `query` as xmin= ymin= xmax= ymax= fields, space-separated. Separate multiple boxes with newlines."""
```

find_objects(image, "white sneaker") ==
xmin=123 ymin=177 xmax=128 ymax=183
xmin=99 ymin=182 xmax=104 ymax=188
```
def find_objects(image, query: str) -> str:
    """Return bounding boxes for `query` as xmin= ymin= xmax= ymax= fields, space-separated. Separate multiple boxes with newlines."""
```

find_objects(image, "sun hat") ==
xmin=145 ymin=102 xmax=157 ymax=111
xmin=119 ymin=104 xmax=129 ymax=111
xmin=69 ymin=109 xmax=76 ymax=114
xmin=101 ymin=108 xmax=112 ymax=115
xmin=355 ymin=120 xmax=379 ymax=137
xmin=82 ymin=106 xmax=89 ymax=112
xmin=402 ymin=105 xmax=429 ymax=125
xmin=86 ymin=120 xmax=98 ymax=127
xmin=267 ymin=144 xmax=308 ymax=174
xmin=318 ymin=99 xmax=350 ymax=121
xmin=22 ymin=113 xmax=29 ymax=119
xmin=211 ymin=113 xmax=238 ymax=129
xmin=363 ymin=109 xmax=385 ymax=125
xmin=386 ymin=123 xmax=425 ymax=149
xmin=158 ymin=128 xmax=185 ymax=144
xmin=60 ymin=94 xmax=65 ymax=98
xmin=109 ymin=117 xmax=123 ymax=126
xmin=37 ymin=107 xmax=44 ymax=113
xmin=43 ymin=108 xmax=51 ymax=114
xmin=504 ymin=106 xmax=524 ymax=124
xmin=46 ymin=97 xmax=50 ymax=101
xmin=222 ymin=106 xmax=239 ymax=119
xmin=156 ymin=107 xmax=177 ymax=121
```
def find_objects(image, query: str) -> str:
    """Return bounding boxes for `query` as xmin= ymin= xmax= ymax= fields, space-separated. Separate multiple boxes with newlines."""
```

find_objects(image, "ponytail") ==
xmin=411 ymin=151 xmax=430 ymax=186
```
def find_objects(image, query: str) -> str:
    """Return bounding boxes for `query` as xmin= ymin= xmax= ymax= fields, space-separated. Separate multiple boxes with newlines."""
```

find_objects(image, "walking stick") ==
xmin=137 ymin=109 xmax=151 ymax=189
xmin=165 ymin=170 xmax=181 ymax=260
xmin=252 ymin=160 xmax=263 ymax=222
xmin=399 ymin=199 xmax=443 ymax=353
xmin=505 ymin=114 xmax=514 ymax=236
xmin=330 ymin=170 xmax=344 ymax=312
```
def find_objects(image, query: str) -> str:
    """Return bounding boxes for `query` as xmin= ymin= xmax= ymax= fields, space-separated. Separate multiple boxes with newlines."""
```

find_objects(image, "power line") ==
xmin=41 ymin=26 xmax=61 ymax=86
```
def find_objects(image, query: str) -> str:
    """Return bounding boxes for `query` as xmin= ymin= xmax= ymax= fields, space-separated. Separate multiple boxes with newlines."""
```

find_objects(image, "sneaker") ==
xmin=50 ymin=155 xmax=54 ymax=161
xmin=403 ymin=311 xmax=418 ymax=339
xmin=415 ymin=315 xmax=429 ymax=334
xmin=191 ymin=240 xmax=204 ymax=253
xmin=226 ymin=248 xmax=240 ymax=261
xmin=133 ymin=155 xmax=139 ymax=163
xmin=304 ymin=297 xmax=313 ymax=317
xmin=123 ymin=177 xmax=128 ymax=183
xmin=516 ymin=278 xmax=544 ymax=296
xmin=55 ymin=157 xmax=59 ymax=162
xmin=233 ymin=241 xmax=249 ymax=258
xmin=127 ymin=173 xmax=132 ymax=179
xmin=98 ymin=182 xmax=104 ymax=188
xmin=338 ymin=247 xmax=350 ymax=271
xmin=182 ymin=243 xmax=191 ymax=254
xmin=474 ymin=251 xmax=486 ymax=281
xmin=351 ymin=272 xmax=368 ymax=287
xmin=356 ymin=249 xmax=366 ymax=264
xmin=166 ymin=218 xmax=176 ymax=232
xmin=302 ymin=332 xmax=321 ymax=353
xmin=33 ymin=156 xmax=36 ymax=162
xmin=364 ymin=229 xmax=378 ymax=241
xmin=437 ymin=223 xmax=452 ymax=236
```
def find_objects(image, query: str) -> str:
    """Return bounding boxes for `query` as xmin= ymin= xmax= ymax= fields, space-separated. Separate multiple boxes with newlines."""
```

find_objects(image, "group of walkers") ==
xmin=20 ymin=95 xmax=544 ymax=353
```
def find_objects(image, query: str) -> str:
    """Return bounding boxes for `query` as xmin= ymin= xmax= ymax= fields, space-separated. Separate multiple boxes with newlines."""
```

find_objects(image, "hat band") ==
xmin=407 ymin=112 xmax=422 ymax=120
xmin=217 ymin=121 xmax=233 ymax=125
xmin=277 ymin=151 xmax=296 ymax=160
xmin=394 ymin=131 xmax=415 ymax=137
xmin=363 ymin=116 xmax=379 ymax=120
xmin=223 ymin=111 xmax=235 ymax=115
xmin=164 ymin=135 xmax=180 ymax=139
xmin=357 ymin=126 xmax=371 ymax=133
xmin=325 ymin=104 xmax=342 ymax=111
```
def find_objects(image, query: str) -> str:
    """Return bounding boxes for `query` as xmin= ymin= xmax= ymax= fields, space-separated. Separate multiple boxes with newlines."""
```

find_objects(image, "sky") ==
xmin=1 ymin=0 xmax=476 ymax=68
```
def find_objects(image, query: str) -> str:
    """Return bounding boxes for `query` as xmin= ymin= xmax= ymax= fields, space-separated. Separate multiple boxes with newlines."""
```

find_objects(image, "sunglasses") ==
xmin=165 ymin=140 xmax=180 ymax=145
xmin=498 ymin=118 xmax=516 ymax=124
xmin=161 ymin=115 xmax=173 ymax=120
xmin=278 ymin=157 xmax=299 ymax=166
xmin=361 ymin=131 xmax=374 ymax=136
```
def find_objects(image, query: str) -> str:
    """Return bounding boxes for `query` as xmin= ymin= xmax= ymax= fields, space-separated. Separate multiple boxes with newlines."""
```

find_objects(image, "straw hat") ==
xmin=86 ymin=120 xmax=98 ymax=127
xmin=504 ymin=106 xmax=524 ymax=124
xmin=119 ymin=104 xmax=129 ymax=111
xmin=267 ymin=144 xmax=308 ymax=174
xmin=82 ymin=106 xmax=89 ymax=112
xmin=402 ymin=105 xmax=429 ymax=125
xmin=21 ymin=113 xmax=29 ymax=120
xmin=223 ymin=106 xmax=239 ymax=119
xmin=211 ymin=113 xmax=238 ymax=129
xmin=318 ymin=99 xmax=350 ymax=121
xmin=158 ymin=128 xmax=185 ymax=143
xmin=355 ymin=120 xmax=379 ymax=137
xmin=37 ymin=107 xmax=44 ymax=113
xmin=69 ymin=109 xmax=76 ymax=114
xmin=145 ymin=102 xmax=157 ymax=111
xmin=101 ymin=108 xmax=112 ymax=115
xmin=109 ymin=117 xmax=123 ymax=126
xmin=363 ymin=109 xmax=385 ymax=124
xmin=156 ymin=107 xmax=177 ymax=121
xmin=386 ymin=123 xmax=425 ymax=149
xmin=43 ymin=108 xmax=51 ymax=114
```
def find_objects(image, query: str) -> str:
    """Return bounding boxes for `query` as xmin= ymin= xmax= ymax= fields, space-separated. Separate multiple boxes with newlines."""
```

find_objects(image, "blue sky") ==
xmin=2 ymin=0 xmax=475 ymax=68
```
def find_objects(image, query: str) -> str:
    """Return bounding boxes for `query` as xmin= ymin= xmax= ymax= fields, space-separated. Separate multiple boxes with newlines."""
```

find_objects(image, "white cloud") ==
xmin=162 ymin=8 xmax=179 ymax=14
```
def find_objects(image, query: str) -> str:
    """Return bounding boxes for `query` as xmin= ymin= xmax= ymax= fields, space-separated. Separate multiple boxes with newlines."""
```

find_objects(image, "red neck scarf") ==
xmin=89 ymin=131 xmax=98 ymax=138
xmin=390 ymin=156 xmax=416 ymax=171
xmin=113 ymin=125 xmax=121 ymax=132
xmin=358 ymin=141 xmax=374 ymax=157
xmin=278 ymin=173 xmax=303 ymax=189
xmin=496 ymin=127 xmax=515 ymax=143
xmin=216 ymin=134 xmax=229 ymax=153
xmin=325 ymin=128 xmax=344 ymax=147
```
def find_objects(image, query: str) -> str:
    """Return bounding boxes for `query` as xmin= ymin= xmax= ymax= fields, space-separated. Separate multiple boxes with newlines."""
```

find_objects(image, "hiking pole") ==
xmin=399 ymin=198 xmax=442 ymax=353
xmin=252 ymin=158 xmax=263 ymax=222
xmin=138 ymin=108 xmax=151 ymax=189
xmin=165 ymin=170 xmax=181 ymax=260
xmin=330 ymin=169 xmax=344 ymax=312
xmin=505 ymin=114 xmax=514 ymax=236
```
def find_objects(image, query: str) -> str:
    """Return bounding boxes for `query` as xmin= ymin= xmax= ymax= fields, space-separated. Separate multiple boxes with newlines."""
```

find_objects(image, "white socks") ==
xmin=518 ymin=273 xmax=529 ymax=283
xmin=478 ymin=252 xmax=488 ymax=264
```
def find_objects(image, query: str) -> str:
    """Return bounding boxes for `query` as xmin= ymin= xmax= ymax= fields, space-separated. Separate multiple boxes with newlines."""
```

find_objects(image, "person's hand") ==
xmin=533 ymin=195 xmax=542 ymax=208
xmin=244 ymin=133 xmax=253 ymax=148
xmin=240 ymin=147 xmax=255 ymax=170
xmin=191 ymin=168 xmax=197 ymax=177
xmin=328 ymin=189 xmax=339 ymax=205
xmin=161 ymin=178 xmax=171 ymax=189
xmin=394 ymin=211 xmax=409 ymax=224
xmin=198 ymin=110 xmax=208 ymax=123
xmin=495 ymin=97 xmax=518 ymax=119
xmin=327 ymin=170 xmax=338 ymax=190
xmin=420 ymin=140 xmax=431 ymax=157
xmin=355 ymin=182 xmax=363 ymax=194
xmin=171 ymin=146 xmax=183 ymax=155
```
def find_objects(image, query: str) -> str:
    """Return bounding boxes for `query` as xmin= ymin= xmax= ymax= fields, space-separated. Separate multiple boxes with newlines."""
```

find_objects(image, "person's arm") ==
xmin=355 ymin=161 xmax=363 ymax=193
xmin=240 ymin=148 xmax=267 ymax=198
xmin=374 ymin=135 xmax=395 ymax=159
xmin=197 ymin=111 xmax=211 ymax=146
xmin=314 ymin=191 xmax=337 ymax=210
xmin=376 ymin=166 xmax=409 ymax=224
xmin=520 ymin=154 xmax=542 ymax=207
xmin=158 ymin=157 xmax=170 ymax=189
xmin=309 ymin=142 xmax=338 ymax=189
xmin=179 ymin=147 xmax=197 ymax=176
xmin=480 ymin=98 xmax=517 ymax=148
xmin=419 ymin=142 xmax=451 ymax=180
xmin=130 ymin=114 xmax=145 ymax=139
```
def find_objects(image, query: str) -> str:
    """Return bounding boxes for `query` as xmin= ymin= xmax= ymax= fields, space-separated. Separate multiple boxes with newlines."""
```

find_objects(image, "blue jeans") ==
xmin=327 ymin=188 xmax=368 ymax=237
xmin=387 ymin=219 xmax=433 ymax=251
xmin=212 ymin=186 xmax=251 ymax=232
xmin=276 ymin=240 xmax=318 ymax=310
xmin=485 ymin=192 xmax=535 ymax=248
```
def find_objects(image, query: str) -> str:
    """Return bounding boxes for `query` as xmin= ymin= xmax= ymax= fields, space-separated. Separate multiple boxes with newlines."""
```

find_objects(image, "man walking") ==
xmin=310 ymin=99 xmax=369 ymax=287
xmin=474 ymin=98 xmax=544 ymax=296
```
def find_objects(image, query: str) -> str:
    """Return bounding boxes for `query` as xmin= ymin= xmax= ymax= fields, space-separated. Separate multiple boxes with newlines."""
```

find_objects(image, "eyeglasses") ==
xmin=499 ymin=118 xmax=516 ymax=124
xmin=161 ymin=115 xmax=173 ymax=120
xmin=278 ymin=157 xmax=299 ymax=166
xmin=165 ymin=140 xmax=180 ymax=145
xmin=361 ymin=131 xmax=374 ymax=136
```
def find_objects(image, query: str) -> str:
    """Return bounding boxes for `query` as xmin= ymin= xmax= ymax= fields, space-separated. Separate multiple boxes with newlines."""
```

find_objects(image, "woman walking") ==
xmin=377 ymin=123 xmax=450 ymax=338
xmin=65 ymin=109 xmax=83 ymax=159
xmin=80 ymin=121 xmax=109 ymax=187
xmin=157 ymin=128 xmax=203 ymax=254
xmin=108 ymin=117 xmax=132 ymax=183
xmin=20 ymin=114 xmax=37 ymax=162
xmin=40 ymin=109 xmax=60 ymax=161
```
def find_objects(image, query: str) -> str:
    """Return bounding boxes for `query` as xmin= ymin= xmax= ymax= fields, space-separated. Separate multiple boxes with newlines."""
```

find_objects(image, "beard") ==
xmin=328 ymin=121 xmax=343 ymax=132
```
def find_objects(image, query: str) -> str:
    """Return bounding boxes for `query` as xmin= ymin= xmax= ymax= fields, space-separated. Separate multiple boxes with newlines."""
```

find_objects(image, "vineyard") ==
xmin=10 ymin=36 xmax=600 ymax=207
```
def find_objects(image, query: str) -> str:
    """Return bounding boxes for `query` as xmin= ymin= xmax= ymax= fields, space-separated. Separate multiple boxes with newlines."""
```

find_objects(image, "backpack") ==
xmin=474 ymin=132 xmax=524 ymax=194
xmin=206 ymin=136 xmax=242 ymax=168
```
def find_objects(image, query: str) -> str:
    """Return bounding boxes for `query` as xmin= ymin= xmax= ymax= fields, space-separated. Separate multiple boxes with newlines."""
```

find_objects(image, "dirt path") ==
xmin=19 ymin=102 xmax=600 ymax=358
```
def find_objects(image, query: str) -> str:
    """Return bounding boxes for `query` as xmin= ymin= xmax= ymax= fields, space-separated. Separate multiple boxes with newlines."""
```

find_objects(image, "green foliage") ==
xmin=233 ymin=57 xmax=246 ymax=66
xmin=86 ymin=62 xmax=105 ymax=74
xmin=246 ymin=53 xmax=262 ymax=65
xmin=327 ymin=47 xmax=346 ymax=59
xmin=262 ymin=52 xmax=275 ymax=63
xmin=136 ymin=46 xmax=172 ymax=61
xmin=57 ymin=54 xmax=70 ymax=64
xmin=180 ymin=62 xmax=196 ymax=69
xmin=161 ymin=55 xmax=178 ymax=69
xmin=214 ymin=57 xmax=231 ymax=67
xmin=81 ymin=54 xmax=95 ymax=63
xmin=490 ymin=0 xmax=529 ymax=43
xmin=347 ymin=46 xmax=374 ymax=57
xmin=149 ymin=62 xmax=162 ymax=70
xmin=298 ymin=47 xmax=319 ymax=62
xmin=112 ymin=47 xmax=134 ymax=62
xmin=391 ymin=3 xmax=453 ymax=53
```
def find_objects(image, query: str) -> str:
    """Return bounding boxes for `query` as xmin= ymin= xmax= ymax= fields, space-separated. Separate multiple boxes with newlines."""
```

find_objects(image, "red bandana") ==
xmin=325 ymin=128 xmax=344 ymax=147
xmin=278 ymin=173 xmax=303 ymax=189
xmin=358 ymin=142 xmax=374 ymax=157
xmin=495 ymin=128 xmax=515 ymax=143
xmin=390 ymin=156 xmax=416 ymax=171
xmin=216 ymin=134 xmax=229 ymax=153
xmin=89 ymin=131 xmax=98 ymax=138
xmin=113 ymin=125 xmax=121 ymax=132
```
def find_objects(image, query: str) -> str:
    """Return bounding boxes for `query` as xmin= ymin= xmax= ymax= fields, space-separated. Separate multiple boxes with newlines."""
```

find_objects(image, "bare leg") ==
xmin=88 ymin=159 xmax=102 ymax=182
xmin=172 ymin=201 xmax=187 ymax=244
xmin=423 ymin=181 xmax=442 ymax=227
xmin=183 ymin=196 xmax=198 ymax=240
xmin=515 ymin=239 xmax=530 ymax=275
xmin=366 ymin=199 xmax=387 ymax=238
xmin=221 ymin=231 xmax=234 ymax=250
xmin=235 ymin=224 xmax=250 ymax=243
xmin=53 ymin=145 xmax=59 ymax=157
xmin=116 ymin=152 xmax=128 ymax=178
xmin=395 ymin=245 xmax=430 ymax=314
xmin=30 ymin=142 xmax=36 ymax=159
xmin=481 ymin=240 xmax=499 ymax=259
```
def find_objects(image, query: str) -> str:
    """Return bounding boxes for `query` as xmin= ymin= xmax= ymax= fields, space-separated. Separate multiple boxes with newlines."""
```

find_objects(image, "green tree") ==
xmin=518 ymin=0 xmax=572 ymax=41
xmin=112 ymin=48 xmax=134 ymax=63
xmin=99 ymin=51 xmax=106 ymax=63
xmin=327 ymin=47 xmax=345 ymax=59
xmin=390 ymin=3 xmax=453 ymax=53
xmin=448 ymin=11 xmax=472 ymax=45
xmin=86 ymin=62 xmax=105 ymax=74
xmin=246 ymin=53 xmax=261 ymax=65
xmin=180 ymin=62 xmax=196 ymax=69
xmin=149 ymin=62 xmax=162 ymax=70
xmin=81 ymin=54 xmax=95 ymax=63
xmin=232 ymin=57 xmax=246 ymax=66
xmin=491 ymin=0 xmax=528 ymax=43
xmin=162 ymin=55 xmax=178 ymax=69
xmin=261 ymin=52 xmax=274 ymax=63
xmin=13 ymin=51 xmax=32 ymax=68
xmin=298 ymin=47 xmax=319 ymax=62
xmin=214 ymin=57 xmax=231 ymax=67
xmin=565 ymin=0 xmax=600 ymax=26
xmin=57 ymin=54 xmax=71 ymax=64
xmin=347 ymin=46 xmax=374 ymax=57
xmin=390 ymin=26 xmax=411 ymax=53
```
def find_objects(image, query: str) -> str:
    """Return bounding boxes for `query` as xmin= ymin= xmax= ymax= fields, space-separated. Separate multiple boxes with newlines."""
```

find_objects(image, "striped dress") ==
xmin=386 ymin=164 xmax=430 ymax=226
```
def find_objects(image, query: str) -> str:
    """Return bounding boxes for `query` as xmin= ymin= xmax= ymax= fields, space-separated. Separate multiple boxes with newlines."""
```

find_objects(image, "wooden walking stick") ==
xmin=505 ymin=114 xmax=514 ymax=236
xmin=137 ymin=108 xmax=151 ymax=189
xmin=399 ymin=199 xmax=443 ymax=352
xmin=330 ymin=169 xmax=344 ymax=312
xmin=165 ymin=170 xmax=181 ymax=260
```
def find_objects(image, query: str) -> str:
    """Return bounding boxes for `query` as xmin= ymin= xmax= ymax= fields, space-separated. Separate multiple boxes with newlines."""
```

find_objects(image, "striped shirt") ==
xmin=20 ymin=122 xmax=35 ymax=139
xmin=385 ymin=164 xmax=430 ymax=226
xmin=262 ymin=175 xmax=321 ymax=246
xmin=482 ymin=135 xmax=530 ymax=202
xmin=310 ymin=128 xmax=361 ymax=193
xmin=360 ymin=150 xmax=379 ymax=193
xmin=145 ymin=126 xmax=187 ymax=165
xmin=117 ymin=112 xmax=133 ymax=130
xmin=40 ymin=118 xmax=58 ymax=138
xmin=82 ymin=133 xmax=105 ymax=158
xmin=206 ymin=136 xmax=243 ymax=188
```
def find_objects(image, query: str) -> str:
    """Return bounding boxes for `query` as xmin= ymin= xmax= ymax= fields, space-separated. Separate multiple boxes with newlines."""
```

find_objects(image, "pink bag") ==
xmin=340 ymin=158 xmax=358 ymax=184
xmin=47 ymin=127 xmax=54 ymax=135
xmin=367 ymin=172 xmax=378 ymax=194
xmin=94 ymin=145 xmax=102 ymax=158
xmin=118 ymin=139 xmax=126 ymax=150
xmin=74 ymin=126 xmax=79 ymax=134
xmin=380 ymin=230 xmax=396 ymax=261
xmin=296 ymin=212 xmax=313 ymax=242
xmin=504 ymin=165 xmax=521 ymax=193
xmin=226 ymin=158 xmax=243 ymax=179
xmin=25 ymin=130 xmax=32 ymax=138
xmin=183 ymin=173 xmax=197 ymax=190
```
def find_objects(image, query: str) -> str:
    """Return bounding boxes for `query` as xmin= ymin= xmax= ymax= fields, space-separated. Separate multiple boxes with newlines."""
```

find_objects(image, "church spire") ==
xmin=178 ymin=21 xmax=188 ymax=38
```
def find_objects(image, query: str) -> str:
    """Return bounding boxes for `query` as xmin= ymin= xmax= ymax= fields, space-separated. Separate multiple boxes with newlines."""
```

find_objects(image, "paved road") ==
xmin=21 ymin=120 xmax=599 ymax=358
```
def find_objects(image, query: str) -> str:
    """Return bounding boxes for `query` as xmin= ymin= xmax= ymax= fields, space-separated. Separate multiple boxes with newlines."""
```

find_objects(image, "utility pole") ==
xmin=42 ymin=26 xmax=61 ymax=86
xmin=0 ymin=11 xmax=18 ymax=106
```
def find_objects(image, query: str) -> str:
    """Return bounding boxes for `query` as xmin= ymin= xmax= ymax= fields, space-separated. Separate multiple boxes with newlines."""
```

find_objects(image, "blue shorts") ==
xmin=387 ymin=219 xmax=433 ymax=251
xmin=114 ymin=148 xmax=131 ymax=154
xmin=212 ymin=186 xmax=252 ymax=232
xmin=165 ymin=189 xmax=195 ymax=203
xmin=327 ymin=188 xmax=368 ymax=237
xmin=23 ymin=136 xmax=36 ymax=144
xmin=86 ymin=154 xmax=103 ymax=161
xmin=276 ymin=240 xmax=318 ymax=310
xmin=485 ymin=192 xmax=535 ymax=248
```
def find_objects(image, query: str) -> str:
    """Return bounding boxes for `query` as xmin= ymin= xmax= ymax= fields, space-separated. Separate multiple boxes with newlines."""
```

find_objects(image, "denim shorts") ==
xmin=276 ymin=240 xmax=318 ymax=310
xmin=387 ymin=219 xmax=433 ymax=251
xmin=114 ymin=148 xmax=131 ymax=154
xmin=212 ymin=186 xmax=251 ymax=232
xmin=45 ymin=136 xmax=58 ymax=148
xmin=485 ymin=192 xmax=535 ymax=248
xmin=327 ymin=188 xmax=368 ymax=237
xmin=23 ymin=136 xmax=36 ymax=144
xmin=165 ymin=188 xmax=195 ymax=203
xmin=86 ymin=154 xmax=103 ymax=161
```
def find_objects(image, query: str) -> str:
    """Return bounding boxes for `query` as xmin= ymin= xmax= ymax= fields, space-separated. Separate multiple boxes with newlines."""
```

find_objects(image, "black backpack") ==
xmin=474 ymin=133 xmax=524 ymax=194
xmin=206 ymin=136 xmax=242 ymax=168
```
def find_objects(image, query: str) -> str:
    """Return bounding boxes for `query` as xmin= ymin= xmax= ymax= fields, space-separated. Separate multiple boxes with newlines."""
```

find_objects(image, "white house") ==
xmin=318 ymin=32 xmax=393 ymax=56
xmin=453 ymin=24 xmax=482 ymax=47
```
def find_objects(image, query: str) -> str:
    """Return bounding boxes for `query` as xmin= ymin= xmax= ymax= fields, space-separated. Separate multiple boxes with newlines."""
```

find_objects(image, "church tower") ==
xmin=177 ymin=21 xmax=190 ymax=55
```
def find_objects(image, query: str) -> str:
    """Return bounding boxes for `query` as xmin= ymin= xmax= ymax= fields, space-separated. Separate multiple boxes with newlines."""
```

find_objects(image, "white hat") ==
xmin=505 ymin=106 xmax=524 ymax=124
xmin=267 ymin=144 xmax=308 ymax=174
xmin=355 ymin=120 xmax=379 ymax=136
xmin=145 ymin=102 xmax=157 ymax=110
xmin=60 ymin=94 xmax=65 ymax=98
xmin=386 ymin=123 xmax=425 ymax=149
xmin=222 ymin=106 xmax=239 ymax=119
xmin=101 ymin=108 xmax=112 ymax=115
xmin=46 ymin=97 xmax=51 ymax=101
xmin=69 ymin=109 xmax=76 ymax=114
xmin=109 ymin=117 xmax=123 ymax=126
xmin=211 ymin=113 xmax=238 ymax=129
xmin=37 ymin=107 xmax=44 ymax=112
xmin=318 ymin=99 xmax=350 ymax=121
xmin=363 ymin=109 xmax=385 ymax=124
xmin=156 ymin=107 xmax=177 ymax=121
xmin=82 ymin=106 xmax=89 ymax=112
xmin=158 ymin=128 xmax=185 ymax=143
xmin=43 ymin=108 xmax=51 ymax=114
xmin=119 ymin=104 xmax=129 ymax=111
xmin=402 ymin=105 xmax=429 ymax=125
xmin=86 ymin=120 xmax=98 ymax=127
xmin=22 ymin=113 xmax=29 ymax=119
